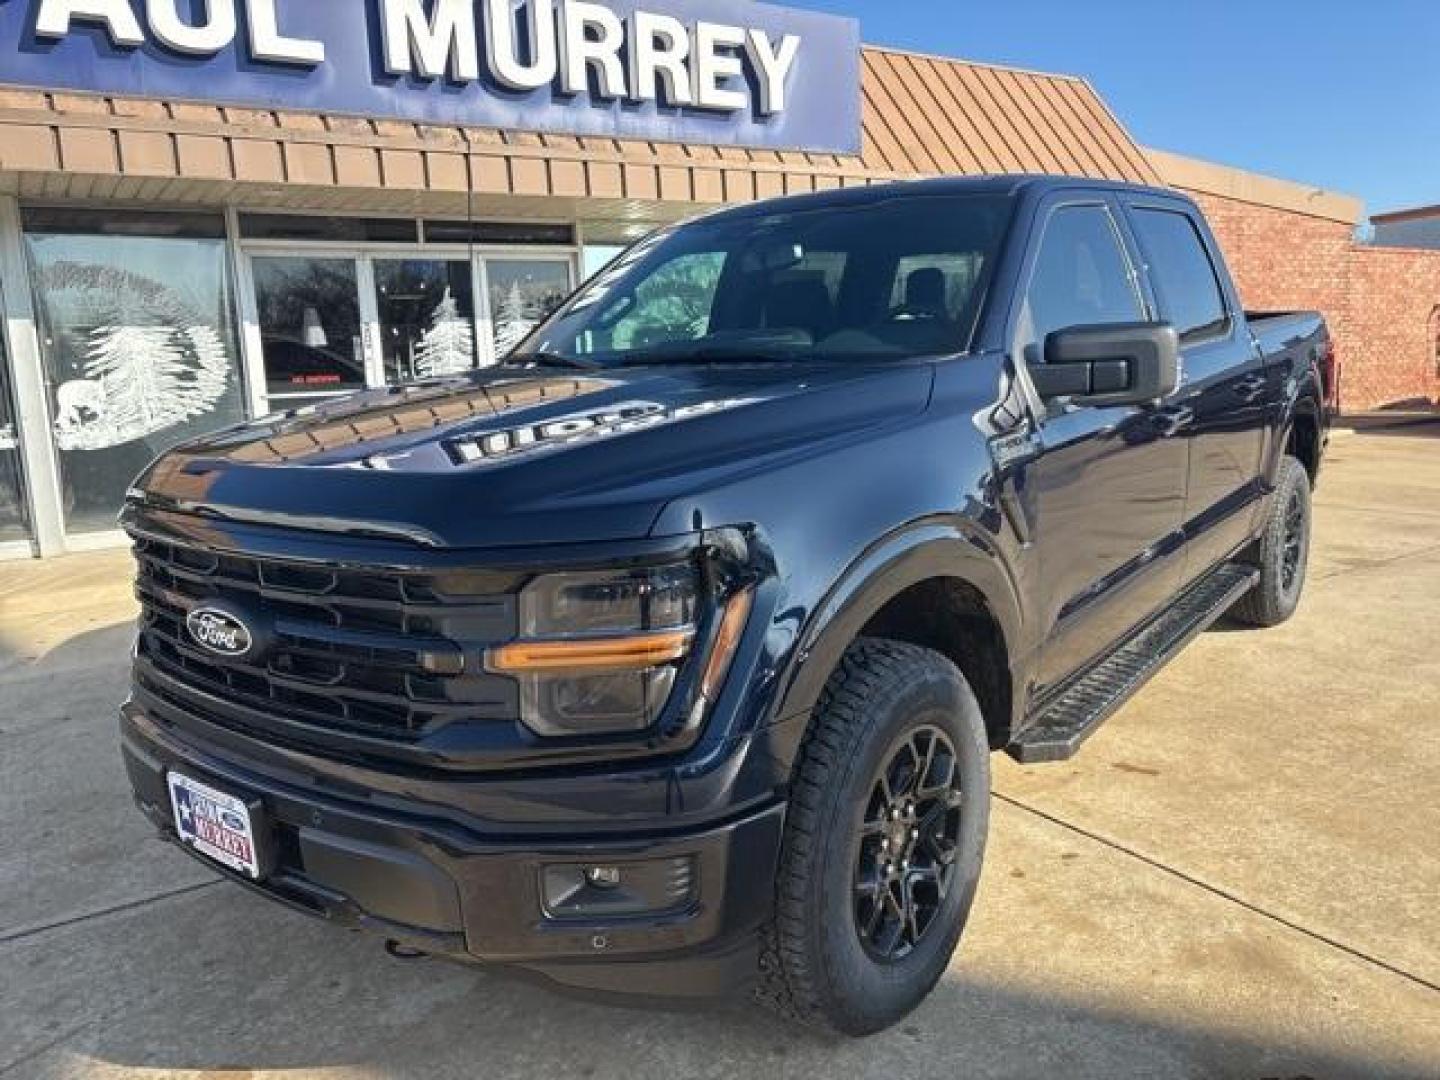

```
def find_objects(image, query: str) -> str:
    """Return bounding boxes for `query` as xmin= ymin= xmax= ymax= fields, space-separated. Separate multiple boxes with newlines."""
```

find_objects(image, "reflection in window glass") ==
xmin=607 ymin=253 xmax=726 ymax=351
xmin=527 ymin=196 xmax=1010 ymax=366
xmin=251 ymin=257 xmax=365 ymax=399
xmin=25 ymin=220 xmax=244 ymax=534
xmin=0 ymin=297 xmax=31 ymax=543
xmin=1131 ymin=209 xmax=1228 ymax=341
xmin=487 ymin=260 xmax=573 ymax=358
xmin=1021 ymin=205 xmax=1142 ymax=355
xmin=374 ymin=260 xmax=477 ymax=383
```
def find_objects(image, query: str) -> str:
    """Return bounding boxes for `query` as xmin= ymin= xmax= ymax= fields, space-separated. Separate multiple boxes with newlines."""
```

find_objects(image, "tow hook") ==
xmin=384 ymin=939 xmax=429 ymax=961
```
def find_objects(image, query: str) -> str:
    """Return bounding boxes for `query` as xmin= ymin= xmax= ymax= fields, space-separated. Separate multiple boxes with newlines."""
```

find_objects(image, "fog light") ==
xmin=585 ymin=866 xmax=622 ymax=889
xmin=541 ymin=856 xmax=696 ymax=920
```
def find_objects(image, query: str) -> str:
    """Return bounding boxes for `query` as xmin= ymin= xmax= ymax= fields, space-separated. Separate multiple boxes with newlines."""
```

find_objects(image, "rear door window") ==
xmin=1130 ymin=208 xmax=1229 ymax=342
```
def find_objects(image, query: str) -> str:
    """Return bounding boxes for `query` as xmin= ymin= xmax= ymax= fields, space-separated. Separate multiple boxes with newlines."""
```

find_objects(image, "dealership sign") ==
xmin=0 ymin=0 xmax=861 ymax=152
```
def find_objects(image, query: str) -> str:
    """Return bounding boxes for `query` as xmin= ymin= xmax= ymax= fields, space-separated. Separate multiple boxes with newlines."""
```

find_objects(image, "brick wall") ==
xmin=1343 ymin=247 xmax=1440 ymax=410
xmin=1182 ymin=189 xmax=1440 ymax=412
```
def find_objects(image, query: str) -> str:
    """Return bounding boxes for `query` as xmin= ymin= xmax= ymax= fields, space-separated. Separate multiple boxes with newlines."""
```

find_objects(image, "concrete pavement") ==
xmin=2 ymin=427 xmax=1438 ymax=1079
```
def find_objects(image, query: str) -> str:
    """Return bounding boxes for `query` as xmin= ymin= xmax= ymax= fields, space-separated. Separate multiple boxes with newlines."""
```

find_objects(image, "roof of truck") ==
xmin=699 ymin=174 xmax=1185 ymax=224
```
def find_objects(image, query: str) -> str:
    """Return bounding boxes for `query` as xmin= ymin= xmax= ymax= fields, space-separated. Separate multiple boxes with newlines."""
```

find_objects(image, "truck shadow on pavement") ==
xmin=4 ymin=879 xmax=1434 ymax=1080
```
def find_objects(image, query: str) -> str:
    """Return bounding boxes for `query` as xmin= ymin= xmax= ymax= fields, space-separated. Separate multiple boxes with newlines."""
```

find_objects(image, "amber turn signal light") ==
xmin=487 ymin=629 xmax=695 ymax=674
xmin=700 ymin=588 xmax=754 ymax=702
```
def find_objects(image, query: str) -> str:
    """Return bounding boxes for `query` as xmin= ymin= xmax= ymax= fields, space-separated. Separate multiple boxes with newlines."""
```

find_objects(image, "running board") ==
xmin=1007 ymin=563 xmax=1259 ymax=765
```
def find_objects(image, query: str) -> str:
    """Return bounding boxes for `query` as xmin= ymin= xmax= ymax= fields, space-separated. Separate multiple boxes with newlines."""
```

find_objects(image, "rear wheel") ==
xmin=1233 ymin=454 xmax=1312 ymax=627
xmin=758 ymin=638 xmax=990 ymax=1036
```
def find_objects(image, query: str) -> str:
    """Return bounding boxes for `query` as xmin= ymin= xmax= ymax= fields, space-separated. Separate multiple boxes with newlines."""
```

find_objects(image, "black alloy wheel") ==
xmin=1232 ymin=454 xmax=1312 ymax=628
xmin=1280 ymin=486 xmax=1307 ymax=593
xmin=759 ymin=638 xmax=991 ymax=1036
xmin=853 ymin=726 xmax=964 ymax=962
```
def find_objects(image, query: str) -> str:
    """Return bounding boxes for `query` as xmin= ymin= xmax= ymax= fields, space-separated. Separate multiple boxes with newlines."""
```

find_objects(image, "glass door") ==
xmin=371 ymin=258 xmax=480 ymax=381
xmin=248 ymin=253 xmax=371 ymax=412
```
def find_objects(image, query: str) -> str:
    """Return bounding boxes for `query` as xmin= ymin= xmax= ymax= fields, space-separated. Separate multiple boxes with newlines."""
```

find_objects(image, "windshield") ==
xmin=515 ymin=194 xmax=1013 ymax=367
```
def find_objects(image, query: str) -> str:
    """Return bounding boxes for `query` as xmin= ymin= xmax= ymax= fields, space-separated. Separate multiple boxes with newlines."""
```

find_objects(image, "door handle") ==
xmin=1150 ymin=405 xmax=1195 ymax=437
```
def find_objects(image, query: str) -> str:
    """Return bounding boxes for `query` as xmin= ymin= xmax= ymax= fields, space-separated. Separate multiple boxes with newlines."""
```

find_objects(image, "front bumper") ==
xmin=121 ymin=703 xmax=787 ymax=1000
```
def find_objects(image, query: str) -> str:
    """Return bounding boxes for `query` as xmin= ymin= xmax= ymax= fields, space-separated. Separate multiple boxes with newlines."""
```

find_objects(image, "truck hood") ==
xmin=133 ymin=363 xmax=935 ymax=550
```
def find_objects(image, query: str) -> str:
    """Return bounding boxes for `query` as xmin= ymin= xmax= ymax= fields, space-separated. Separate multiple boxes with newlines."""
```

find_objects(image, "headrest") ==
xmin=906 ymin=267 xmax=948 ymax=313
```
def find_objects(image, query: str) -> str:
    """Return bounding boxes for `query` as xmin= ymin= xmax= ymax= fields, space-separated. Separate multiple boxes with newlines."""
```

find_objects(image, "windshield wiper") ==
xmin=502 ymin=351 xmax=605 ymax=372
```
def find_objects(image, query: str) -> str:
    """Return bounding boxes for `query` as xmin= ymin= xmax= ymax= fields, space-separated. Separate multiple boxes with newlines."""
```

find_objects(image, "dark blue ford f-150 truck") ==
xmin=120 ymin=175 xmax=1333 ymax=1035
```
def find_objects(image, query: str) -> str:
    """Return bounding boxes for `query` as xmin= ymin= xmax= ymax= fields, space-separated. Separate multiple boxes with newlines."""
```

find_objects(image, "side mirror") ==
xmin=1029 ymin=322 xmax=1181 ymax=406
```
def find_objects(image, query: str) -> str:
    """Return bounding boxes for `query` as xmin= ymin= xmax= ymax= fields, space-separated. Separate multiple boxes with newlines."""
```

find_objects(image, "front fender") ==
xmin=766 ymin=517 xmax=1025 ymax=748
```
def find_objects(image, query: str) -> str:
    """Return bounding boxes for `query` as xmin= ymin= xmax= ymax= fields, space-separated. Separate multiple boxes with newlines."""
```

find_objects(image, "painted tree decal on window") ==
xmin=38 ymin=262 xmax=235 ymax=452
xmin=413 ymin=287 xmax=475 ymax=377
xmin=493 ymin=281 xmax=537 ymax=358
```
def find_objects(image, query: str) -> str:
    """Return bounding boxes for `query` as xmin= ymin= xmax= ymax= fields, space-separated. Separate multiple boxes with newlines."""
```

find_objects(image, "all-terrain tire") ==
xmin=1233 ymin=455 xmax=1313 ymax=628
xmin=757 ymin=638 xmax=990 ymax=1036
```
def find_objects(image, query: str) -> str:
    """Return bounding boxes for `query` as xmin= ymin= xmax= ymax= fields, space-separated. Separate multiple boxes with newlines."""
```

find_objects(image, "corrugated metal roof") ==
xmin=859 ymin=48 xmax=1156 ymax=183
xmin=0 ymin=45 xmax=1159 ymax=218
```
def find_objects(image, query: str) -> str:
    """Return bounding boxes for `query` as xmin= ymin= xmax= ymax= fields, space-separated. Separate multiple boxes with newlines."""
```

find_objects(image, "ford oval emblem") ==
xmin=186 ymin=607 xmax=254 ymax=659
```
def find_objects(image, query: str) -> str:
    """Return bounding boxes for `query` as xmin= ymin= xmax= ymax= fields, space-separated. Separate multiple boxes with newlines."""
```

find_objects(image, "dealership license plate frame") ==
xmin=167 ymin=771 xmax=270 ymax=880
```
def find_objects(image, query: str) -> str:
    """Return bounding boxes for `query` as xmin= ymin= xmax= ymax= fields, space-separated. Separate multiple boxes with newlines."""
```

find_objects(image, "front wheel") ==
xmin=758 ymin=638 xmax=990 ymax=1036
xmin=1233 ymin=455 xmax=1313 ymax=628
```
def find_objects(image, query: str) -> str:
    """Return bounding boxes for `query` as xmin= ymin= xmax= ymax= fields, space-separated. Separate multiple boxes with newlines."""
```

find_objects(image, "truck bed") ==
xmin=1247 ymin=310 xmax=1337 ymax=410
xmin=1246 ymin=310 xmax=1326 ymax=352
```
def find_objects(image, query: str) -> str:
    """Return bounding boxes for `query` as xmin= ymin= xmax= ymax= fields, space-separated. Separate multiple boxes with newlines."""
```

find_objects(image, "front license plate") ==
xmin=168 ymin=771 xmax=261 ymax=879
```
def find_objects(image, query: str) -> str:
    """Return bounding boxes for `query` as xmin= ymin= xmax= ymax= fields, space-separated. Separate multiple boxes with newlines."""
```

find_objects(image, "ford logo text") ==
xmin=186 ymin=608 xmax=254 ymax=659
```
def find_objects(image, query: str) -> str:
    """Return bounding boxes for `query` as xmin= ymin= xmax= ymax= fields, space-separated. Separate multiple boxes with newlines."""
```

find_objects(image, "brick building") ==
xmin=1154 ymin=152 xmax=1440 ymax=414
xmin=0 ymin=1 xmax=1434 ymax=559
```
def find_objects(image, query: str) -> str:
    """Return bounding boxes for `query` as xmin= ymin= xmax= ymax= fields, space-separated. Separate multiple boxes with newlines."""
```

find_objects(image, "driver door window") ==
xmin=1019 ymin=204 xmax=1143 ymax=364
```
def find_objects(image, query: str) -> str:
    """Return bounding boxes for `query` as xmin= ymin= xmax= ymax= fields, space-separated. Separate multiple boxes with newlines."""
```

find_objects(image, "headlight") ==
xmin=487 ymin=562 xmax=748 ymax=738
xmin=519 ymin=564 xmax=697 ymax=637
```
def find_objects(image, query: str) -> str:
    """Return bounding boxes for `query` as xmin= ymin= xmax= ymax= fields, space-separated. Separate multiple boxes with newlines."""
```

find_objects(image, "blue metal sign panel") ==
xmin=0 ymin=0 xmax=861 ymax=154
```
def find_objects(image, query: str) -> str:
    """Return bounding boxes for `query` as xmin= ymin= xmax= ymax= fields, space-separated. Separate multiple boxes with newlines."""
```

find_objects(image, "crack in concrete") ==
xmin=0 ymin=1021 xmax=94 ymax=1077
xmin=995 ymin=792 xmax=1440 ymax=997
xmin=0 ymin=880 xmax=222 ymax=947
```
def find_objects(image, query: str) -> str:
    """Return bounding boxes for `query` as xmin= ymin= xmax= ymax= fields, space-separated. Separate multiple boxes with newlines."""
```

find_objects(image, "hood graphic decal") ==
xmin=446 ymin=398 xmax=756 ymax=466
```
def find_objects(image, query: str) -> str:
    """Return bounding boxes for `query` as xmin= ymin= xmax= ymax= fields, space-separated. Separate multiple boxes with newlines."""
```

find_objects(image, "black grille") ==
xmin=133 ymin=536 xmax=521 ymax=742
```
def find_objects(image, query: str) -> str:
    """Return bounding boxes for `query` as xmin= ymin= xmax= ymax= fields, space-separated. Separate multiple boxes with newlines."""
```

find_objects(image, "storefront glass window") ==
xmin=251 ymin=256 xmax=365 ymax=404
xmin=0 ymin=290 xmax=31 ymax=543
xmin=486 ymin=260 xmax=573 ymax=359
xmin=373 ymin=259 xmax=477 ymax=383
xmin=24 ymin=212 xmax=245 ymax=535
xmin=582 ymin=245 xmax=626 ymax=281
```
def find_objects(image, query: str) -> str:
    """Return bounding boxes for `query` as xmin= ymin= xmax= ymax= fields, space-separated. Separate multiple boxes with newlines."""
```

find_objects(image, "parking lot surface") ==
xmin=2 ymin=425 xmax=1438 ymax=1079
